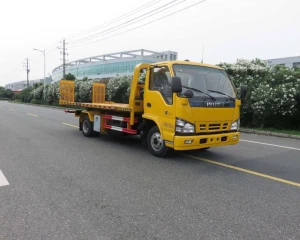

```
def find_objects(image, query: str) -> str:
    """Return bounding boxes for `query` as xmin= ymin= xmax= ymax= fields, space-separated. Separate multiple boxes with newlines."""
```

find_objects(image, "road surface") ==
xmin=0 ymin=101 xmax=299 ymax=240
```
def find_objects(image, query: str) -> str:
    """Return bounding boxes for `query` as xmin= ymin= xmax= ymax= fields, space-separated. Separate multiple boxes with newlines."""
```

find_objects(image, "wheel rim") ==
xmin=150 ymin=132 xmax=163 ymax=152
xmin=83 ymin=120 xmax=89 ymax=133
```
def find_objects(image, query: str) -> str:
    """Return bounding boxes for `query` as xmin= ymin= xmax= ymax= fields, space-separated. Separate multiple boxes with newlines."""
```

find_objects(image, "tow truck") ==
xmin=60 ymin=61 xmax=247 ymax=157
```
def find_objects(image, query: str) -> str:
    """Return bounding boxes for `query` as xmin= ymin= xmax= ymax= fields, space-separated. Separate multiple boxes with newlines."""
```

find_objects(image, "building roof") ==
xmin=52 ymin=49 xmax=176 ymax=73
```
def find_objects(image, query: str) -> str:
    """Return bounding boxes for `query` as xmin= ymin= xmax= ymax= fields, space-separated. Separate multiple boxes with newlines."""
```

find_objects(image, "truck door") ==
xmin=144 ymin=66 xmax=175 ymax=145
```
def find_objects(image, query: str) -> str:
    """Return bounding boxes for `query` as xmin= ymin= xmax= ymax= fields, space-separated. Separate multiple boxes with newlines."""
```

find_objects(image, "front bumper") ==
xmin=172 ymin=132 xmax=240 ymax=151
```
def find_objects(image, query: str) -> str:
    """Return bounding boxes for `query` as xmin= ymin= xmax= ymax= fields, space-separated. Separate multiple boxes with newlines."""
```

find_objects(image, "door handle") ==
xmin=147 ymin=102 xmax=151 ymax=107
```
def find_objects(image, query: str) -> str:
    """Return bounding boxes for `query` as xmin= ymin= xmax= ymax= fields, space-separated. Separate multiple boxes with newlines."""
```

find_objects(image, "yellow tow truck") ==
xmin=60 ymin=61 xmax=247 ymax=157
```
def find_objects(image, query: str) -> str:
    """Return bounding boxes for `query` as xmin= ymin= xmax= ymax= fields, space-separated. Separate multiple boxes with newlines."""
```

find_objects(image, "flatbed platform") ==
xmin=63 ymin=102 xmax=132 ymax=112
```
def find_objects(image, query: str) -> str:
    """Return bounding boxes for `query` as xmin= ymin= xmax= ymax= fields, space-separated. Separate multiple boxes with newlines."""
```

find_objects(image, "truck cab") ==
xmin=136 ymin=61 xmax=246 ymax=157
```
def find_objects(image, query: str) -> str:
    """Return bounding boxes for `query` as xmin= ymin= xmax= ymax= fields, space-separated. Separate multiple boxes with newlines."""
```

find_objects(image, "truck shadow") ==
xmin=94 ymin=133 xmax=226 ymax=164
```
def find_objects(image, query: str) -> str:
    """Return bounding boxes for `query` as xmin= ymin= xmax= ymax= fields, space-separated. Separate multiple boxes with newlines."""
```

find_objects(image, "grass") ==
xmin=243 ymin=127 xmax=300 ymax=136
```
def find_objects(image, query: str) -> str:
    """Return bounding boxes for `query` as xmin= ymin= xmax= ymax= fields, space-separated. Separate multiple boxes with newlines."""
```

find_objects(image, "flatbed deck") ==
xmin=63 ymin=102 xmax=132 ymax=112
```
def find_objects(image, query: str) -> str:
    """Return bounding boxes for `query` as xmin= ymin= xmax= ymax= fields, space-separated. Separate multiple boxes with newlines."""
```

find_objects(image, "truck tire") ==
xmin=82 ymin=115 xmax=94 ymax=137
xmin=147 ymin=126 xmax=168 ymax=157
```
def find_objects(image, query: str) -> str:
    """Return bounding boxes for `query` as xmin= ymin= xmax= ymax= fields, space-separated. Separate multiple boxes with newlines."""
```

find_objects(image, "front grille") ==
xmin=222 ymin=123 xmax=228 ymax=129
xmin=209 ymin=124 xmax=221 ymax=130
xmin=198 ymin=122 xmax=229 ymax=133
xmin=200 ymin=124 xmax=206 ymax=131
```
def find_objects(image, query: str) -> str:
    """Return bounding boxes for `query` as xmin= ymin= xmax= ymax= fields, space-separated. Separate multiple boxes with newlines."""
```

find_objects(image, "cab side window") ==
xmin=149 ymin=66 xmax=173 ymax=104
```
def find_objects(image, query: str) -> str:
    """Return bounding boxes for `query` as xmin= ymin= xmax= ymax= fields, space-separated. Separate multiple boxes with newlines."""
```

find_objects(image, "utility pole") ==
xmin=23 ymin=58 xmax=30 ymax=88
xmin=58 ymin=39 xmax=68 ymax=79
xmin=62 ymin=39 xmax=66 ymax=78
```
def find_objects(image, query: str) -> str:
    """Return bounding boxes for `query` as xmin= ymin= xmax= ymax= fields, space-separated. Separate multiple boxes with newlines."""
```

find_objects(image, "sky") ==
xmin=0 ymin=0 xmax=299 ymax=86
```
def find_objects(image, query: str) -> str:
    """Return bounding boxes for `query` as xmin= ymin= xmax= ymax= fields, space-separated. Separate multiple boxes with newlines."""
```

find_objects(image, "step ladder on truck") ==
xmin=59 ymin=61 xmax=247 ymax=157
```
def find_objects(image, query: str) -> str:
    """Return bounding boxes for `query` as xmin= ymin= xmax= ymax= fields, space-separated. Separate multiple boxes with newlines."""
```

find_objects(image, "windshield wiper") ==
xmin=207 ymin=90 xmax=235 ymax=101
xmin=182 ymin=86 xmax=216 ymax=101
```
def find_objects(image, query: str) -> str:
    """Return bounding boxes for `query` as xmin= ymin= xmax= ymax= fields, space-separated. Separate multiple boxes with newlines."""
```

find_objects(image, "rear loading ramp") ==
xmin=59 ymin=80 xmax=138 ymax=135
xmin=59 ymin=80 xmax=132 ymax=112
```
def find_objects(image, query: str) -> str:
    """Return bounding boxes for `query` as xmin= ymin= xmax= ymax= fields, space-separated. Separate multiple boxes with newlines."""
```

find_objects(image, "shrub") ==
xmin=219 ymin=59 xmax=300 ymax=129
xmin=106 ymin=75 xmax=132 ymax=103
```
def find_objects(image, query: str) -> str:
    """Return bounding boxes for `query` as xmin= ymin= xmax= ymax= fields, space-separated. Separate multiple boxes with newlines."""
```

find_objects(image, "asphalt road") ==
xmin=0 ymin=101 xmax=299 ymax=240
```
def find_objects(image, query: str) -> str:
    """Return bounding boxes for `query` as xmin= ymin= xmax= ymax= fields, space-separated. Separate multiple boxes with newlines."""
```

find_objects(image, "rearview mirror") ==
xmin=184 ymin=90 xmax=194 ymax=98
xmin=171 ymin=77 xmax=182 ymax=93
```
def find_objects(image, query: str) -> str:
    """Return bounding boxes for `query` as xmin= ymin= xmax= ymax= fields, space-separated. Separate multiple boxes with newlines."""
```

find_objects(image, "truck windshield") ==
xmin=173 ymin=64 xmax=236 ymax=99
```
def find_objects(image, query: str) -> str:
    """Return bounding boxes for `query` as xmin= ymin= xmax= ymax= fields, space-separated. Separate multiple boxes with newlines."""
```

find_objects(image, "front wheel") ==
xmin=147 ymin=126 xmax=168 ymax=157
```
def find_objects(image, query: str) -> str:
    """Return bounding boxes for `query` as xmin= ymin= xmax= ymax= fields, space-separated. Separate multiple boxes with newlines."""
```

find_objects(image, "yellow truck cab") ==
xmin=60 ymin=60 xmax=247 ymax=157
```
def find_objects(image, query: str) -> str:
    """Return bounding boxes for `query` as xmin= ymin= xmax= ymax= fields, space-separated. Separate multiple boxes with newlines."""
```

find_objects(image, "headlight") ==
xmin=176 ymin=119 xmax=185 ymax=127
xmin=230 ymin=119 xmax=240 ymax=131
xmin=176 ymin=118 xmax=195 ymax=133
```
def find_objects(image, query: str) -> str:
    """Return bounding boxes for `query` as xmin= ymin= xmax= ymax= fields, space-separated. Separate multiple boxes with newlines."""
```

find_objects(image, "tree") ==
xmin=64 ymin=73 xmax=76 ymax=80
xmin=15 ymin=87 xmax=33 ymax=102
xmin=0 ymin=87 xmax=14 ymax=100
xmin=0 ymin=86 xmax=6 ymax=98
xmin=5 ymin=89 xmax=14 ymax=100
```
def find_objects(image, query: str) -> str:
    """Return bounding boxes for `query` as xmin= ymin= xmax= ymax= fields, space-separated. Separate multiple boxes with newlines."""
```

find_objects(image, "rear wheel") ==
xmin=82 ymin=115 xmax=94 ymax=137
xmin=147 ymin=126 xmax=168 ymax=157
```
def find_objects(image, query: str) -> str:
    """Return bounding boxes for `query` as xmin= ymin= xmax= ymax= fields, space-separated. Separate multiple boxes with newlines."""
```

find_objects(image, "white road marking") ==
xmin=240 ymin=139 xmax=300 ymax=151
xmin=7 ymin=103 xmax=64 ymax=113
xmin=0 ymin=170 xmax=9 ymax=187
xmin=9 ymin=109 xmax=16 ymax=111
xmin=26 ymin=113 xmax=39 ymax=117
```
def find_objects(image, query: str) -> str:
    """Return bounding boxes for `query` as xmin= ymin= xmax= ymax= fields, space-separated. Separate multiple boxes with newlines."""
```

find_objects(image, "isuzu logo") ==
xmin=206 ymin=102 xmax=225 ymax=107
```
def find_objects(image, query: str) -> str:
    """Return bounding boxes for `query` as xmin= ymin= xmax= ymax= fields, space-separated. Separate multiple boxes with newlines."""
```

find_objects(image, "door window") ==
xmin=149 ymin=66 xmax=173 ymax=104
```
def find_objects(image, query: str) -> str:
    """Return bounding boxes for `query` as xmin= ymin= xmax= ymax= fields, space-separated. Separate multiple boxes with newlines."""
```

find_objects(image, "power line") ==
xmin=0 ymin=62 xmax=24 ymax=81
xmin=66 ymin=0 xmax=162 ymax=40
xmin=6 ymin=0 xmax=208 ymax=79
xmin=45 ymin=40 xmax=61 ymax=51
xmin=5 ymin=1 xmax=155 ymax=80
xmin=68 ymin=0 xmax=185 ymax=46
xmin=68 ymin=0 xmax=182 ymax=45
xmin=69 ymin=0 xmax=208 ymax=49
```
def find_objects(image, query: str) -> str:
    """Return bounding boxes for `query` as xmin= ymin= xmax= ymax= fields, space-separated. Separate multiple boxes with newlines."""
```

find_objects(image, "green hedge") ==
xmin=218 ymin=59 xmax=300 ymax=129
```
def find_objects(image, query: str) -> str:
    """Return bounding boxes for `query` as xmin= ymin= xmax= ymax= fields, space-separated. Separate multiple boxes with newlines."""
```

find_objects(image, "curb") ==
xmin=240 ymin=128 xmax=300 ymax=140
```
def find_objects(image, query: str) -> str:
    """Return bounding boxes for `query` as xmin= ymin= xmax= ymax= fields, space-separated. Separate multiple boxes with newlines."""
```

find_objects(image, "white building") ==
xmin=5 ymin=77 xmax=53 ymax=91
xmin=266 ymin=56 xmax=300 ymax=68
xmin=51 ymin=49 xmax=178 ymax=82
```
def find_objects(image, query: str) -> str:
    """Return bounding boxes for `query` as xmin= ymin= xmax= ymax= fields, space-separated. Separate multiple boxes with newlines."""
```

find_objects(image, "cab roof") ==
xmin=150 ymin=60 xmax=224 ymax=70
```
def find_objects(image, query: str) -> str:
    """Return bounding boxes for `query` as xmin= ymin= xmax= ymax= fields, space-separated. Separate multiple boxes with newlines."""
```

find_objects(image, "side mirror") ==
xmin=171 ymin=77 xmax=182 ymax=93
xmin=240 ymin=85 xmax=247 ymax=103
xmin=184 ymin=90 xmax=194 ymax=98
